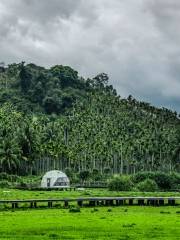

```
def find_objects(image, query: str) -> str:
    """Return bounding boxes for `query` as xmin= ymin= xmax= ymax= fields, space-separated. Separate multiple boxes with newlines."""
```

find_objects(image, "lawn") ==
xmin=0 ymin=188 xmax=180 ymax=200
xmin=0 ymin=206 xmax=179 ymax=239
xmin=0 ymin=189 xmax=179 ymax=239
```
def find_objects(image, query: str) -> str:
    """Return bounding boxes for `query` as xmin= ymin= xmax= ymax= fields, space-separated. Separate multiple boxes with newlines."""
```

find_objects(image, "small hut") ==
xmin=41 ymin=170 xmax=70 ymax=188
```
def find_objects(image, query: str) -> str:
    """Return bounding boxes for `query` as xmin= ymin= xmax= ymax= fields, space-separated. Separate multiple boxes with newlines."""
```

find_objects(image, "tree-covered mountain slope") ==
xmin=0 ymin=62 xmax=89 ymax=114
xmin=0 ymin=63 xmax=179 ymax=175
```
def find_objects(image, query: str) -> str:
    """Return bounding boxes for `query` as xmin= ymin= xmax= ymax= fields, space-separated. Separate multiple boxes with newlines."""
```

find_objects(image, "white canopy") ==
xmin=41 ymin=170 xmax=70 ymax=188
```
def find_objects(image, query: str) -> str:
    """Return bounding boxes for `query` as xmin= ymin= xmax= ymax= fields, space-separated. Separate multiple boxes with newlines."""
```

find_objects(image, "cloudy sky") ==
xmin=0 ymin=0 xmax=180 ymax=112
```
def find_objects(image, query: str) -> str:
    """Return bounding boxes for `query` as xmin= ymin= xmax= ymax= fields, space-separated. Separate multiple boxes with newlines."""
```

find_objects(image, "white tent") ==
xmin=41 ymin=170 xmax=70 ymax=188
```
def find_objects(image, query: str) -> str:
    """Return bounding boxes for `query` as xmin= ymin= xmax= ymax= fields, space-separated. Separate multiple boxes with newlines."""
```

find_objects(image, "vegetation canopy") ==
xmin=0 ymin=62 xmax=179 ymax=179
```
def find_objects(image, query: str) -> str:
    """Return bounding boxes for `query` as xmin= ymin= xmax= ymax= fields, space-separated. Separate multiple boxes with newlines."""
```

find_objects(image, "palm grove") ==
xmin=0 ymin=63 xmax=179 ymax=179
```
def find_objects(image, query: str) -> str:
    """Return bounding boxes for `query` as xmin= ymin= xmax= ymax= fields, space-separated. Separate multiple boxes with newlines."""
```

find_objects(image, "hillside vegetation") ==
xmin=0 ymin=63 xmax=179 ymax=177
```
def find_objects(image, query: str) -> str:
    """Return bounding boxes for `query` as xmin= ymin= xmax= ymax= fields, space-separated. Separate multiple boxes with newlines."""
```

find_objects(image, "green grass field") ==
xmin=0 ymin=189 xmax=179 ymax=239
xmin=0 ymin=206 xmax=179 ymax=240
xmin=0 ymin=188 xmax=180 ymax=200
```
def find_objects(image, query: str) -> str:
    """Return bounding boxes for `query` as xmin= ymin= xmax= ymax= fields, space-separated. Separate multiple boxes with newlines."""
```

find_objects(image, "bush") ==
xmin=15 ymin=178 xmax=40 ymax=189
xmin=132 ymin=172 xmax=155 ymax=183
xmin=153 ymin=172 xmax=172 ymax=190
xmin=16 ymin=181 xmax=29 ymax=188
xmin=108 ymin=176 xmax=133 ymax=191
xmin=91 ymin=168 xmax=101 ymax=181
xmin=132 ymin=171 xmax=176 ymax=190
xmin=64 ymin=168 xmax=73 ymax=178
xmin=0 ymin=173 xmax=20 ymax=182
xmin=91 ymin=208 xmax=99 ymax=213
xmin=79 ymin=170 xmax=90 ymax=182
xmin=137 ymin=179 xmax=158 ymax=192
xmin=0 ymin=180 xmax=11 ymax=188
xmin=69 ymin=207 xmax=81 ymax=213
xmin=90 ymin=169 xmax=103 ymax=181
xmin=170 ymin=172 xmax=180 ymax=190
xmin=0 ymin=172 xmax=9 ymax=181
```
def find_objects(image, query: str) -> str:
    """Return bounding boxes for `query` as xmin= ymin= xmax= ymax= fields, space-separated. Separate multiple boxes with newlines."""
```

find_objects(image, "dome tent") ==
xmin=41 ymin=170 xmax=70 ymax=188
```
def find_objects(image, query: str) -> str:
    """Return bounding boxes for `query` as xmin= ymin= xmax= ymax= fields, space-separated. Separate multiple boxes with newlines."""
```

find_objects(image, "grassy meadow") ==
xmin=0 ymin=188 xmax=180 ymax=200
xmin=0 ymin=206 xmax=179 ymax=240
xmin=0 ymin=188 xmax=179 ymax=239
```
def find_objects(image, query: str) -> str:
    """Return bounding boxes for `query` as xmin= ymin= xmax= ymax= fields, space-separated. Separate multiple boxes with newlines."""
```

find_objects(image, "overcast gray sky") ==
xmin=0 ymin=0 xmax=180 ymax=112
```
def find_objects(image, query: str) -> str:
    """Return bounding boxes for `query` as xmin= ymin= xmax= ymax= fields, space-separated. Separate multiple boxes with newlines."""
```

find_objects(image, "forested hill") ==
xmin=0 ymin=62 xmax=179 ymax=176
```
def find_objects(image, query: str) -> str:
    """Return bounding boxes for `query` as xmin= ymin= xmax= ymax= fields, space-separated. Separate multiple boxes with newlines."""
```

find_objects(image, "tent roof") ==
xmin=42 ymin=170 xmax=68 ymax=179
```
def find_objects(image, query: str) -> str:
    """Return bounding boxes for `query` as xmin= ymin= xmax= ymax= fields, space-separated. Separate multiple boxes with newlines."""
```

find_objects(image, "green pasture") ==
xmin=0 ymin=188 xmax=180 ymax=200
xmin=0 ymin=206 xmax=179 ymax=239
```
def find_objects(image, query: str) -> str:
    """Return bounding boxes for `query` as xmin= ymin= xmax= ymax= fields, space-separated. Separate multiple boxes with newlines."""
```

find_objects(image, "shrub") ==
xmin=65 ymin=167 xmax=72 ymax=176
xmin=160 ymin=211 xmax=171 ymax=214
xmin=153 ymin=172 xmax=172 ymax=190
xmin=91 ymin=168 xmax=101 ymax=181
xmin=16 ymin=181 xmax=29 ymax=189
xmin=91 ymin=208 xmax=99 ymax=213
xmin=0 ymin=180 xmax=11 ymax=188
xmin=108 ymin=175 xmax=133 ymax=191
xmin=91 ymin=168 xmax=103 ymax=181
xmin=0 ymin=173 xmax=20 ymax=182
xmin=79 ymin=170 xmax=90 ymax=182
xmin=132 ymin=172 xmax=155 ymax=183
xmin=49 ymin=234 xmax=59 ymax=238
xmin=132 ymin=171 xmax=175 ymax=190
xmin=0 ymin=172 xmax=9 ymax=180
xmin=137 ymin=179 xmax=158 ymax=192
xmin=8 ymin=174 xmax=21 ymax=182
xmin=170 ymin=172 xmax=180 ymax=190
xmin=69 ymin=207 xmax=81 ymax=213
xmin=15 ymin=178 xmax=40 ymax=189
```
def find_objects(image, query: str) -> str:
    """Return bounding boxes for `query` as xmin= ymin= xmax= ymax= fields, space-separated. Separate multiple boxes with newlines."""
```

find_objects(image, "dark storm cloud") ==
xmin=0 ymin=0 xmax=180 ymax=112
xmin=146 ymin=0 xmax=180 ymax=109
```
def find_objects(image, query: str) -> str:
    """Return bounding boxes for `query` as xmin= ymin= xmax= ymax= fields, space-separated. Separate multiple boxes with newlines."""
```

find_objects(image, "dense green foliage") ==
xmin=0 ymin=171 xmax=179 ymax=191
xmin=132 ymin=172 xmax=179 ymax=190
xmin=108 ymin=176 xmax=133 ymax=191
xmin=108 ymin=172 xmax=180 ymax=191
xmin=0 ymin=63 xmax=180 ymax=177
xmin=136 ymin=179 xmax=158 ymax=192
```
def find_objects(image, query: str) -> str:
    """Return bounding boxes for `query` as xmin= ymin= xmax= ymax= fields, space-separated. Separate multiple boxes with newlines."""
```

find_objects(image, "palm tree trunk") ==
xmin=120 ymin=143 xmax=123 ymax=174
